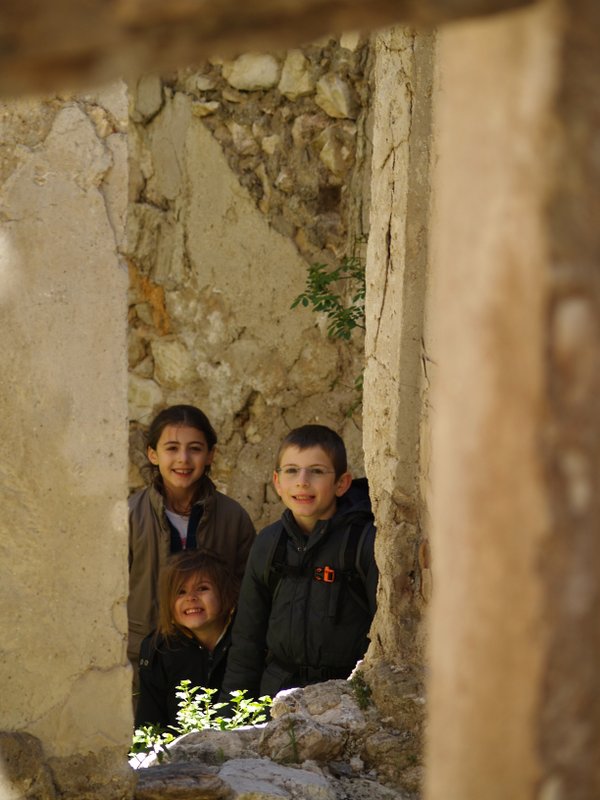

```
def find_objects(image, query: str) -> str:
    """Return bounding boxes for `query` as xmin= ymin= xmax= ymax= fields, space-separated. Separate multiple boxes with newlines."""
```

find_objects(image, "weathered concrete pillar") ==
xmin=427 ymin=1 xmax=600 ymax=797
xmin=362 ymin=26 xmax=434 ymax=791
xmin=0 ymin=85 xmax=134 ymax=798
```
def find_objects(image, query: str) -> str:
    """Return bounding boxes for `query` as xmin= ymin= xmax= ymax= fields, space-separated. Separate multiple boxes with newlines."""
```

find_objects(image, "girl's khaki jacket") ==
xmin=127 ymin=477 xmax=255 ymax=671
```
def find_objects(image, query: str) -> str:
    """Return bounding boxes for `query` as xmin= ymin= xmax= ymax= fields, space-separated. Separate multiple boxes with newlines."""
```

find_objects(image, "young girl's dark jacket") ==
xmin=128 ymin=475 xmax=255 ymax=673
xmin=220 ymin=480 xmax=378 ymax=700
xmin=135 ymin=625 xmax=232 ymax=729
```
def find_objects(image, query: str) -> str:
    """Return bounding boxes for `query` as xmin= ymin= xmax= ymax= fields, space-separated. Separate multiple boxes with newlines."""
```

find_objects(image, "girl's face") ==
xmin=147 ymin=425 xmax=214 ymax=496
xmin=173 ymin=572 xmax=227 ymax=642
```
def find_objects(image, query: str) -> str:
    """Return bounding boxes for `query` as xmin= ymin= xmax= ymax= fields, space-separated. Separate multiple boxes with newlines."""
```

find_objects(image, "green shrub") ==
xmin=129 ymin=682 xmax=272 ymax=763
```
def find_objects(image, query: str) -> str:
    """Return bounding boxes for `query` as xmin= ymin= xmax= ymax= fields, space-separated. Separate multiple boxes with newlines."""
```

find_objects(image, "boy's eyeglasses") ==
xmin=276 ymin=467 xmax=336 ymax=478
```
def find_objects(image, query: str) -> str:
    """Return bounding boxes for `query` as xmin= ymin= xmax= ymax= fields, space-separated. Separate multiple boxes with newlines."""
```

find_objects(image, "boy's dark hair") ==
xmin=157 ymin=550 xmax=239 ymax=641
xmin=144 ymin=404 xmax=217 ymax=483
xmin=276 ymin=424 xmax=348 ymax=478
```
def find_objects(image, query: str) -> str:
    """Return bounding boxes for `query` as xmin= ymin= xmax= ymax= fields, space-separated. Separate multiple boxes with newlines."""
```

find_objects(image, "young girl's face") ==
xmin=173 ymin=572 xmax=227 ymax=641
xmin=147 ymin=424 xmax=214 ymax=496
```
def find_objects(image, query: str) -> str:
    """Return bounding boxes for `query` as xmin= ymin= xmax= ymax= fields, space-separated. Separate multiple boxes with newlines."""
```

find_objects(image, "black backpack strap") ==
xmin=336 ymin=517 xmax=371 ymax=616
xmin=263 ymin=525 xmax=307 ymax=595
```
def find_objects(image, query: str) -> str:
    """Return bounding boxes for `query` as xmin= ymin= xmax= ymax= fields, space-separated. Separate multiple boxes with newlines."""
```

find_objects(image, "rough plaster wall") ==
xmin=361 ymin=27 xmax=434 ymax=793
xmin=425 ymin=3 xmax=562 ymax=798
xmin=0 ymin=86 xmax=134 ymax=796
xmin=126 ymin=41 xmax=370 ymax=527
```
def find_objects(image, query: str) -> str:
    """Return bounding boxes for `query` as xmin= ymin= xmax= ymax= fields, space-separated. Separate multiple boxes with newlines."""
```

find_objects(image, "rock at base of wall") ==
xmin=0 ymin=732 xmax=56 ymax=800
xmin=135 ymin=762 xmax=230 ymax=800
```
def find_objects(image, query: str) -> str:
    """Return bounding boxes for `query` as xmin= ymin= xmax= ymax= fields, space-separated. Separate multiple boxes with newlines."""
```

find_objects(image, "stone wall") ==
xmin=0 ymin=86 xmax=135 ymax=797
xmin=126 ymin=37 xmax=373 ymax=526
xmin=6 ymin=0 xmax=600 ymax=798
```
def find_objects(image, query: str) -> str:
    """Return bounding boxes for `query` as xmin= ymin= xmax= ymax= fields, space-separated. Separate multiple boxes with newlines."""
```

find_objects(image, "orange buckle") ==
xmin=315 ymin=565 xmax=336 ymax=583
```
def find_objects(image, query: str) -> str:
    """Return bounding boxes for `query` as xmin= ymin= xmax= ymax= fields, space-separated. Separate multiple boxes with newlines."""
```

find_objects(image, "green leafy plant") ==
xmin=349 ymin=670 xmax=372 ymax=710
xmin=292 ymin=243 xmax=367 ymax=414
xmin=129 ymin=724 xmax=174 ymax=764
xmin=129 ymin=682 xmax=272 ymax=763
xmin=291 ymin=249 xmax=366 ymax=343
xmin=287 ymin=718 xmax=300 ymax=763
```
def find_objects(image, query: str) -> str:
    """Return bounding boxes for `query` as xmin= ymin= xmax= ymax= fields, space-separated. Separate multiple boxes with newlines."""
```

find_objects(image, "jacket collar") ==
xmin=148 ymin=474 xmax=217 ymax=518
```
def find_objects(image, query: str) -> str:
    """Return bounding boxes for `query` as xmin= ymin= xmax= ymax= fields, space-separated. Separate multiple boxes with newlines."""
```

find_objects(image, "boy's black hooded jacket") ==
xmin=220 ymin=479 xmax=378 ymax=699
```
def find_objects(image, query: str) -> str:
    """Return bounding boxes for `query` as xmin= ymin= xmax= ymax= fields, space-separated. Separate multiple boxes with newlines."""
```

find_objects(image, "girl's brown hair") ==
xmin=157 ymin=550 xmax=239 ymax=641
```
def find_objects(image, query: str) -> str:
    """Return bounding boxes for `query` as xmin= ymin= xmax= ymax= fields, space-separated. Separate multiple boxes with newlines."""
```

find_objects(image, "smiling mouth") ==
xmin=173 ymin=469 xmax=193 ymax=475
xmin=184 ymin=607 xmax=203 ymax=615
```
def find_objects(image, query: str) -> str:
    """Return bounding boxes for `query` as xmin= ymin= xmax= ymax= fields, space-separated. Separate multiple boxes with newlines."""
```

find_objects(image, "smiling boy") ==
xmin=221 ymin=425 xmax=378 ymax=699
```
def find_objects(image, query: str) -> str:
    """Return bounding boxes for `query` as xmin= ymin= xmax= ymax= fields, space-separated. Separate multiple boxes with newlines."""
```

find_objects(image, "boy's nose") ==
xmin=295 ymin=467 xmax=312 ymax=483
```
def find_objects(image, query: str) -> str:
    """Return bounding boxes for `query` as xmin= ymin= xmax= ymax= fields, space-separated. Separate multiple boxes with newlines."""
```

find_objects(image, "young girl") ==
xmin=135 ymin=550 xmax=239 ymax=729
xmin=128 ymin=404 xmax=255 ymax=691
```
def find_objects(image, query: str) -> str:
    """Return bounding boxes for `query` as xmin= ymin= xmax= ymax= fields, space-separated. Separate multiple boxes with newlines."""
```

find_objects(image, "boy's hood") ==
xmin=336 ymin=476 xmax=373 ymax=517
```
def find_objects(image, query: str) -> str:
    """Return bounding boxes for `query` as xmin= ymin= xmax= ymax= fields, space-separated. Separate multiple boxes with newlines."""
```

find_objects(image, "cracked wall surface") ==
xmin=126 ymin=39 xmax=371 ymax=527
xmin=362 ymin=25 xmax=433 ymax=735
xmin=0 ymin=85 xmax=133 ymax=793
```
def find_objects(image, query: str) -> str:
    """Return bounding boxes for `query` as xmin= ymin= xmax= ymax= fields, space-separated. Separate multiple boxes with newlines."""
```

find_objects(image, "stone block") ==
xmin=133 ymin=75 xmax=163 ymax=122
xmin=135 ymin=762 xmax=229 ymax=800
xmin=129 ymin=374 xmax=164 ymax=422
xmin=223 ymin=54 xmax=281 ymax=91
xmin=192 ymin=100 xmax=221 ymax=117
xmin=279 ymin=50 xmax=315 ymax=100
xmin=151 ymin=337 xmax=197 ymax=388
xmin=219 ymin=758 xmax=335 ymax=800
xmin=0 ymin=732 xmax=56 ymax=800
xmin=259 ymin=712 xmax=347 ymax=763
xmin=315 ymin=74 xmax=358 ymax=119
xmin=48 ymin=747 xmax=136 ymax=800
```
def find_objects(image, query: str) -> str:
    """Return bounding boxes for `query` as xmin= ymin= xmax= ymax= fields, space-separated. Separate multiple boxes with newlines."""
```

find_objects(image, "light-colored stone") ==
xmin=219 ymin=758 xmax=336 ymax=800
xmin=259 ymin=712 xmax=347 ymax=763
xmin=129 ymin=373 xmax=164 ymax=421
xmin=134 ymin=74 xmax=163 ymax=121
xmin=151 ymin=336 xmax=197 ymax=388
xmin=315 ymin=74 xmax=357 ymax=119
xmin=223 ymin=54 xmax=281 ymax=91
xmin=227 ymin=121 xmax=259 ymax=155
xmin=315 ymin=127 xmax=352 ymax=177
xmin=261 ymin=134 xmax=281 ymax=155
xmin=271 ymin=681 xmax=368 ymax=731
xmin=288 ymin=332 xmax=340 ymax=394
xmin=192 ymin=100 xmax=221 ymax=117
xmin=291 ymin=113 xmax=328 ymax=147
xmin=279 ymin=50 xmax=315 ymax=99
xmin=340 ymin=32 xmax=363 ymax=52
xmin=144 ymin=91 xmax=192 ymax=204
xmin=133 ymin=355 xmax=155 ymax=379
xmin=163 ymin=728 xmax=264 ymax=766
xmin=186 ymin=74 xmax=216 ymax=92
xmin=135 ymin=762 xmax=230 ymax=800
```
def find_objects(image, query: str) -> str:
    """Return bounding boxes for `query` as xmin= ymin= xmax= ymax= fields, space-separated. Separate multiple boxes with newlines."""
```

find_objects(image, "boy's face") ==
xmin=273 ymin=445 xmax=352 ymax=534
